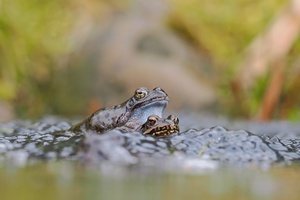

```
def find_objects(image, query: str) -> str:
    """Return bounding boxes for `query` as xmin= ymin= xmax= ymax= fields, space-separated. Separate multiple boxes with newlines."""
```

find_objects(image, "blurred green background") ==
xmin=1 ymin=0 xmax=299 ymax=121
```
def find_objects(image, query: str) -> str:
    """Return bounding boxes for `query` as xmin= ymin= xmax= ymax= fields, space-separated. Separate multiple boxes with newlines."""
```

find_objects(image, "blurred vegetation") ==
xmin=0 ymin=0 xmax=75 ymax=117
xmin=168 ymin=0 xmax=300 ymax=121
xmin=0 ymin=0 xmax=299 ymax=120
xmin=168 ymin=0 xmax=285 ymax=73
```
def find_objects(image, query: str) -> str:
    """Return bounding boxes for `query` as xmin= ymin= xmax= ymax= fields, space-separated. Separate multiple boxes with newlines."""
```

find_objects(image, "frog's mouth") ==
xmin=130 ymin=97 xmax=168 ymax=125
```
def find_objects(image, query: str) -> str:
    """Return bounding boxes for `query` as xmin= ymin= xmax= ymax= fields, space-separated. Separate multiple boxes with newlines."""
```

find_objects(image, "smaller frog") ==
xmin=140 ymin=115 xmax=180 ymax=137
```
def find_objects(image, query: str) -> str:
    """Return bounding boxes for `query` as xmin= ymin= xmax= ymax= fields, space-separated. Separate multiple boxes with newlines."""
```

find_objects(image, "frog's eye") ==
xmin=134 ymin=88 xmax=147 ymax=99
xmin=147 ymin=116 xmax=158 ymax=126
xmin=168 ymin=115 xmax=179 ymax=124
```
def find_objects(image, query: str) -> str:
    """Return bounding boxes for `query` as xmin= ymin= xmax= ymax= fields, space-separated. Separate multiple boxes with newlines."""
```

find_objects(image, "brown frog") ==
xmin=70 ymin=87 xmax=169 ymax=133
xmin=140 ymin=115 xmax=180 ymax=137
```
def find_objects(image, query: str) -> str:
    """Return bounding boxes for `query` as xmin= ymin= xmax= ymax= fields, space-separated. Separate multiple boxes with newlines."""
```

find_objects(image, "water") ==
xmin=1 ymin=115 xmax=300 ymax=199
xmin=0 ymin=161 xmax=300 ymax=200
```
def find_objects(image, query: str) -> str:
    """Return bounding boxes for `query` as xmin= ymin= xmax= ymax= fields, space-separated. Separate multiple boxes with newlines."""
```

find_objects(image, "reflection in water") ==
xmin=0 ymin=161 xmax=299 ymax=200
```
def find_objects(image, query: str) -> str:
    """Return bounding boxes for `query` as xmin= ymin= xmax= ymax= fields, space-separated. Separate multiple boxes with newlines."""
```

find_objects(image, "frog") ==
xmin=70 ymin=87 xmax=169 ymax=133
xmin=140 ymin=114 xmax=180 ymax=137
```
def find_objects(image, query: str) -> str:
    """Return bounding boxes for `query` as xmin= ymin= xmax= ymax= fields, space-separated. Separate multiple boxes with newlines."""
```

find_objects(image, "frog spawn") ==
xmin=1 ymin=118 xmax=300 ymax=167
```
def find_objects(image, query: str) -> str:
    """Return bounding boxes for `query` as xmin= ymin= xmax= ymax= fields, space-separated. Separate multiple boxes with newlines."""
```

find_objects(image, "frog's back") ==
xmin=71 ymin=106 xmax=126 ymax=133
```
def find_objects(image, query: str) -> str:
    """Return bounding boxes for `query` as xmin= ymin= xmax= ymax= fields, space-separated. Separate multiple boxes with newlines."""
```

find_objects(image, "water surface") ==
xmin=1 ymin=161 xmax=300 ymax=200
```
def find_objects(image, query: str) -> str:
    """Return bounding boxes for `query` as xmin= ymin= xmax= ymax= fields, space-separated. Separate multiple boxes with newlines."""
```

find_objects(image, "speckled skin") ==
xmin=70 ymin=87 xmax=169 ymax=133
xmin=140 ymin=115 xmax=180 ymax=137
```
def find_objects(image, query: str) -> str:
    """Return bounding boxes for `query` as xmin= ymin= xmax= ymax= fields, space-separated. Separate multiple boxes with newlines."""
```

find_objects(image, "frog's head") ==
xmin=141 ymin=115 xmax=180 ymax=137
xmin=125 ymin=87 xmax=169 ymax=124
